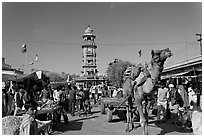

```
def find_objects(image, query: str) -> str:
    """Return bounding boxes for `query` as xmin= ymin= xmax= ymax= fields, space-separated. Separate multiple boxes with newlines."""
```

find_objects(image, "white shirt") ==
xmin=53 ymin=90 xmax=61 ymax=102
xmin=112 ymin=89 xmax=118 ymax=97
xmin=188 ymin=87 xmax=196 ymax=109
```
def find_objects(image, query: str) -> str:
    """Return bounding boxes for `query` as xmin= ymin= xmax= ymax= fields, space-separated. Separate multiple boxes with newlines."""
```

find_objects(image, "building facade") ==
xmin=2 ymin=57 xmax=24 ymax=82
xmin=161 ymin=55 xmax=202 ymax=90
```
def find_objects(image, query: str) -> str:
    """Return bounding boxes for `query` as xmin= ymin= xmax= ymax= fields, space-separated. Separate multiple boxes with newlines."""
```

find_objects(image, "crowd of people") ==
xmin=155 ymin=81 xmax=202 ymax=134
xmin=2 ymin=78 xmax=201 ymax=135
xmin=2 ymin=81 xmax=96 ymax=135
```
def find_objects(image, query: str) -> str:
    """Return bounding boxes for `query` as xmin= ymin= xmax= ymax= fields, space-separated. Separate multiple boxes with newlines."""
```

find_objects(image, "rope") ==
xmin=114 ymin=95 xmax=131 ymax=111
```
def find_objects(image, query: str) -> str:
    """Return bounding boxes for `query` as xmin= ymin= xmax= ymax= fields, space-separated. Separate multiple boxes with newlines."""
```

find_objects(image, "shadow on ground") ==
xmin=53 ymin=115 xmax=99 ymax=134
xmin=54 ymin=121 xmax=83 ymax=133
xmin=154 ymin=120 xmax=193 ymax=135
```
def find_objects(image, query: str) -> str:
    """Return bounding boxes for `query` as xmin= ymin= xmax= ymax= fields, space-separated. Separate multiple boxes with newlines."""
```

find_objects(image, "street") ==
xmin=53 ymin=104 xmax=193 ymax=135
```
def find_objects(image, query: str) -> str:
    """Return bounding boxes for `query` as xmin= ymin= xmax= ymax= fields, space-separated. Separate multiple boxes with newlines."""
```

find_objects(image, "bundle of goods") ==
xmin=38 ymin=100 xmax=58 ymax=110
xmin=2 ymin=116 xmax=23 ymax=135
xmin=37 ymin=100 xmax=60 ymax=118
xmin=2 ymin=115 xmax=51 ymax=135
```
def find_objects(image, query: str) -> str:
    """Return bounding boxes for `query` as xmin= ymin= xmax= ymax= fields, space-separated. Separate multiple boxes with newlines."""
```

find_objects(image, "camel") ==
xmin=123 ymin=48 xmax=172 ymax=134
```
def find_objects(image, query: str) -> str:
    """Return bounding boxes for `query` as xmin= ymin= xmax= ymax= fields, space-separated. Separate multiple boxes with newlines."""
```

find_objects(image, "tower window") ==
xmin=87 ymin=37 xmax=91 ymax=41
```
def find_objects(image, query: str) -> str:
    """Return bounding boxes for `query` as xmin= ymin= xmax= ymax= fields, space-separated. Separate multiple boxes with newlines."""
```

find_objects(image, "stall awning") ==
xmin=161 ymin=69 xmax=202 ymax=80
xmin=16 ymin=70 xmax=49 ymax=82
xmin=2 ymin=70 xmax=24 ymax=82
xmin=173 ymin=71 xmax=190 ymax=76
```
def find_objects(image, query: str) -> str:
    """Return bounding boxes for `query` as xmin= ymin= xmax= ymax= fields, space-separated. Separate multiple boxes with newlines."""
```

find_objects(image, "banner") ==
xmin=35 ymin=54 xmax=38 ymax=61
xmin=138 ymin=50 xmax=142 ymax=57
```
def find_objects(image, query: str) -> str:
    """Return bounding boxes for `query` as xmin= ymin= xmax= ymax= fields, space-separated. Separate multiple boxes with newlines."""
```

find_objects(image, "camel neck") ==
xmin=148 ymin=61 xmax=164 ymax=82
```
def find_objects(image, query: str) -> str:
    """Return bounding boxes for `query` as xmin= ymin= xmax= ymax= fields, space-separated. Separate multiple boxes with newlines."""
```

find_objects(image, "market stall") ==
xmin=16 ymin=100 xmax=62 ymax=134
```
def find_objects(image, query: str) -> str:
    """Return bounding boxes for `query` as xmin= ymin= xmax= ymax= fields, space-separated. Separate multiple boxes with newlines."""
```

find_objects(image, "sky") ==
xmin=2 ymin=2 xmax=202 ymax=75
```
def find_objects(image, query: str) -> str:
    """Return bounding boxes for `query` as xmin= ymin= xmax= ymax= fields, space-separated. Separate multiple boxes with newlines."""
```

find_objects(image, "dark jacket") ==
xmin=170 ymin=87 xmax=183 ymax=107
xmin=69 ymin=89 xmax=76 ymax=100
xmin=84 ymin=89 xmax=90 ymax=100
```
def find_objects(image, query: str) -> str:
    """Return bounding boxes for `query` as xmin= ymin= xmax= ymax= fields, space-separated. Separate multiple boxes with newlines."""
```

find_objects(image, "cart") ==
xmin=37 ymin=120 xmax=52 ymax=135
xmin=100 ymin=97 xmax=137 ymax=122
xmin=16 ymin=106 xmax=62 ymax=134
xmin=37 ymin=106 xmax=62 ymax=134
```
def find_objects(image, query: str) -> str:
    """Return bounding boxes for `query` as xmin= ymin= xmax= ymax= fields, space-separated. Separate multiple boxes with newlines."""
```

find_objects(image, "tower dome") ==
xmin=85 ymin=25 xmax=93 ymax=34
xmin=83 ymin=25 xmax=96 ymax=39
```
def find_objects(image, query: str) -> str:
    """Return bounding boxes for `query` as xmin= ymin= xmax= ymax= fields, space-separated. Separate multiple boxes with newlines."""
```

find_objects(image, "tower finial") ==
xmin=85 ymin=24 xmax=93 ymax=34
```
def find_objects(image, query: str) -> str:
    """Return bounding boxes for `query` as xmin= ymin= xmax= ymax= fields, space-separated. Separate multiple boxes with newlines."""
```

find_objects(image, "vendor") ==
xmin=13 ymin=87 xmax=24 ymax=116
xmin=40 ymin=86 xmax=50 ymax=103
xmin=53 ymin=86 xmax=62 ymax=103
xmin=19 ymin=101 xmax=39 ymax=135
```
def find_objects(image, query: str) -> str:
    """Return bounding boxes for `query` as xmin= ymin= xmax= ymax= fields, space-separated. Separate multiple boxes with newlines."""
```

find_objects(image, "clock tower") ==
xmin=81 ymin=25 xmax=98 ymax=78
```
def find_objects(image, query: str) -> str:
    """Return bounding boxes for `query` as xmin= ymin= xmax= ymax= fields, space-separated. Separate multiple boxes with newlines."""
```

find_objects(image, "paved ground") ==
xmin=53 ymin=105 xmax=193 ymax=135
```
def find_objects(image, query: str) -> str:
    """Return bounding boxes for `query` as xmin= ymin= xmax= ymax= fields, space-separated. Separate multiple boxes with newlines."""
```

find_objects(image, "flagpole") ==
xmin=139 ymin=56 xmax=142 ymax=64
xmin=36 ymin=54 xmax=38 ymax=71
xmin=25 ymin=51 xmax=28 ymax=74
xmin=36 ymin=60 xmax=38 ymax=71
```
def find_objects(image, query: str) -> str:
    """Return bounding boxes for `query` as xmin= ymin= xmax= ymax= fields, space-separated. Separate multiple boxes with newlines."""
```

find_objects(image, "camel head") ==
xmin=151 ymin=48 xmax=172 ymax=66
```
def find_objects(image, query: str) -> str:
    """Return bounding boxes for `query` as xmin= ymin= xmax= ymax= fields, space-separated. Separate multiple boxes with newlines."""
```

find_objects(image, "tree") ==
xmin=106 ymin=59 xmax=134 ymax=87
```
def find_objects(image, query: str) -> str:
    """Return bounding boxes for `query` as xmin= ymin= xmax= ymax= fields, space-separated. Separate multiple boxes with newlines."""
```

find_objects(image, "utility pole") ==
xmin=196 ymin=33 xmax=202 ymax=55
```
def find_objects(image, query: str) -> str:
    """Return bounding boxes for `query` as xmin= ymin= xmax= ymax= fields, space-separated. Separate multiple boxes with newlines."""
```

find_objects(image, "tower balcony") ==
xmin=82 ymin=65 xmax=97 ymax=68
xmin=82 ymin=44 xmax=97 ymax=49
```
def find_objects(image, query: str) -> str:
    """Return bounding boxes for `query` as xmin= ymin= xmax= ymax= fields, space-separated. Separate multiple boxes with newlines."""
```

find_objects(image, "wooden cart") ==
xmin=17 ymin=106 xmax=62 ymax=134
xmin=100 ymin=97 xmax=135 ymax=122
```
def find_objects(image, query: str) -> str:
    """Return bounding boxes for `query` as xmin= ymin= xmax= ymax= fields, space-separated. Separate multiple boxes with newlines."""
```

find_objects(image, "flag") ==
xmin=66 ymin=74 xmax=70 ymax=82
xmin=29 ymin=62 xmax=34 ymax=65
xmin=138 ymin=50 xmax=142 ymax=57
xmin=21 ymin=44 xmax=27 ymax=53
xmin=35 ymin=54 xmax=38 ymax=61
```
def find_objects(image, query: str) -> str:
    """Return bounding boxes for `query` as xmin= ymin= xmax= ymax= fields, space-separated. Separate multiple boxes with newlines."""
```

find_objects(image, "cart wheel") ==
xmin=107 ymin=107 xmax=113 ymax=122
xmin=39 ymin=130 xmax=45 ymax=135
xmin=101 ymin=102 xmax=106 ymax=114
xmin=53 ymin=112 xmax=58 ymax=128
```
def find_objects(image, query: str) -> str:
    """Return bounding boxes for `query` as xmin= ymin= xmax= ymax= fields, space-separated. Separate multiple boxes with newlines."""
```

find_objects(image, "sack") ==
xmin=152 ymin=108 xmax=158 ymax=115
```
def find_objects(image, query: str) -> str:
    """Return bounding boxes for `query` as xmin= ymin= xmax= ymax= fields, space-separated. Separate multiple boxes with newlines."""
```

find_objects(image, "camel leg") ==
xmin=130 ymin=98 xmax=134 ymax=130
xmin=130 ymin=108 xmax=134 ymax=130
xmin=135 ymin=98 xmax=148 ymax=135
xmin=126 ymin=104 xmax=130 ymax=132
xmin=143 ymin=101 xmax=149 ymax=135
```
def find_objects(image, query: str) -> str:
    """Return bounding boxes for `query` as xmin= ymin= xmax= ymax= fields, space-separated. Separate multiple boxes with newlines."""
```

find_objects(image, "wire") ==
xmin=2 ymin=38 xmax=199 ymax=46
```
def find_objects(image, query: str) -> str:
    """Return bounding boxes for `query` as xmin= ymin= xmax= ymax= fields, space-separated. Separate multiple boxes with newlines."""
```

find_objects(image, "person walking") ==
xmin=190 ymin=91 xmax=202 ymax=135
xmin=58 ymin=86 xmax=69 ymax=124
xmin=40 ymin=86 xmax=50 ymax=103
xmin=178 ymin=84 xmax=189 ymax=109
xmin=69 ymin=86 xmax=76 ymax=116
xmin=168 ymin=84 xmax=183 ymax=124
xmin=188 ymin=84 xmax=196 ymax=110
xmin=77 ymin=87 xmax=85 ymax=116
xmin=156 ymin=84 xmax=169 ymax=123
xmin=48 ymin=85 xmax=54 ymax=101
xmin=84 ymin=88 xmax=91 ymax=114
xmin=13 ymin=87 xmax=24 ymax=116
xmin=94 ymin=86 xmax=98 ymax=104
xmin=53 ymin=86 xmax=62 ymax=103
